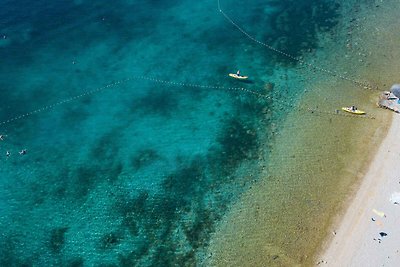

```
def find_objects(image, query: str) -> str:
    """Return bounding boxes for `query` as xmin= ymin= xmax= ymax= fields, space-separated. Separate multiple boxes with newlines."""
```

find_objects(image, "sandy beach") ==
xmin=203 ymin=1 xmax=400 ymax=265
xmin=320 ymin=113 xmax=400 ymax=266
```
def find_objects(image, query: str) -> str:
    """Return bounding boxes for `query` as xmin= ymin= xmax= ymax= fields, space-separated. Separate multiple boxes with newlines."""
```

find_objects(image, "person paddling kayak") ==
xmin=229 ymin=70 xmax=248 ymax=80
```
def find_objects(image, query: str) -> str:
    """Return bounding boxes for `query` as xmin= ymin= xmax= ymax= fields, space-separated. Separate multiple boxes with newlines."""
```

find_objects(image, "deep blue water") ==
xmin=0 ymin=0 xmax=340 ymax=265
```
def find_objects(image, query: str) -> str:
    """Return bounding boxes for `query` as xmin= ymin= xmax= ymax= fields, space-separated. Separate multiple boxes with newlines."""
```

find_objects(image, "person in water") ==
xmin=6 ymin=151 xmax=10 ymax=157
xmin=19 ymin=149 xmax=27 ymax=155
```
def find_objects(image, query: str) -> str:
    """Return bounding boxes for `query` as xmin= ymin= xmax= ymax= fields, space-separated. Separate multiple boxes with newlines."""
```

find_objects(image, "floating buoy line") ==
xmin=0 ymin=76 xmax=259 ymax=128
xmin=0 ymin=74 xmax=374 ymax=132
xmin=0 ymin=2 xmax=379 ymax=131
xmin=216 ymin=0 xmax=377 ymax=91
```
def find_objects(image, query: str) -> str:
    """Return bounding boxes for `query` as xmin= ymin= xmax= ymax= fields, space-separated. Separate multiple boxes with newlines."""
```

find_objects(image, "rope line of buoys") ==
xmin=0 ymin=74 xmax=375 ymax=129
xmin=141 ymin=76 xmax=376 ymax=120
xmin=0 ymin=77 xmax=129 ymax=126
xmin=0 ymin=75 xmax=266 ymax=127
xmin=304 ymin=107 xmax=375 ymax=120
xmin=216 ymin=0 xmax=377 ymax=91
xmin=139 ymin=77 xmax=376 ymax=121
xmin=145 ymin=76 xmax=375 ymax=119
xmin=269 ymin=91 xmax=376 ymax=120
xmin=0 ymin=1 xmax=381 ymax=130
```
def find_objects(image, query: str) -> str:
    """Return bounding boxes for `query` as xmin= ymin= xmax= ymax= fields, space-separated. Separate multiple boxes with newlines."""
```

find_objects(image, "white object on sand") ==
xmin=372 ymin=209 xmax=385 ymax=217
xmin=390 ymin=192 xmax=400 ymax=204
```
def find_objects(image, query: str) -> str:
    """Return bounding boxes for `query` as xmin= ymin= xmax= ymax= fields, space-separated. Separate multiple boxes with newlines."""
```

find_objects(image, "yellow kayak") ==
xmin=229 ymin=73 xmax=248 ymax=80
xmin=341 ymin=107 xmax=366 ymax=115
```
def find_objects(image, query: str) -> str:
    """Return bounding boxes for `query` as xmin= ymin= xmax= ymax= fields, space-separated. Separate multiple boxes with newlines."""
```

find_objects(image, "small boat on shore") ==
xmin=341 ymin=106 xmax=366 ymax=115
xmin=229 ymin=73 xmax=248 ymax=80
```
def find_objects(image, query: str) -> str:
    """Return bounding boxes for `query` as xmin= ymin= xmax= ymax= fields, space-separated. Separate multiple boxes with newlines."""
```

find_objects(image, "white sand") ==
xmin=320 ymin=114 xmax=400 ymax=266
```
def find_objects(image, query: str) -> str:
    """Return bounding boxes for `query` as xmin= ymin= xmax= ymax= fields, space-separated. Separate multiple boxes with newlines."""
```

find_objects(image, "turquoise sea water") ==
xmin=0 ymin=0 xmax=341 ymax=265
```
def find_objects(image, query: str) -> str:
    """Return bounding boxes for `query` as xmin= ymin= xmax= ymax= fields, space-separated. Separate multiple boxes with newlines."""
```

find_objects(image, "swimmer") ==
xmin=19 ymin=149 xmax=27 ymax=155
xmin=0 ymin=135 xmax=5 ymax=141
xmin=6 ymin=151 xmax=10 ymax=157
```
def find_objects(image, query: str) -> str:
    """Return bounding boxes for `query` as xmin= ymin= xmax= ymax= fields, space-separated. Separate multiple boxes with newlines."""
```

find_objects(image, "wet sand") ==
xmin=319 ymin=113 xmax=400 ymax=266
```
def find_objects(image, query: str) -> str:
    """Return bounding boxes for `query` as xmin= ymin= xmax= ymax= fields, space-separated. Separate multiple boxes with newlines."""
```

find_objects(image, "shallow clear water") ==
xmin=0 ymin=0 xmax=351 ymax=265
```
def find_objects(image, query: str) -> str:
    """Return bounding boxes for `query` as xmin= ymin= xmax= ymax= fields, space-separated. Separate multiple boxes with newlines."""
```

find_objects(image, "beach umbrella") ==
xmin=390 ymin=84 xmax=400 ymax=98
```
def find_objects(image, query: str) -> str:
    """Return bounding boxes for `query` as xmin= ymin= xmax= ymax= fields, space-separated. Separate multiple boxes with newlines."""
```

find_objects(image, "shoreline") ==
xmin=319 ymin=113 xmax=400 ymax=266
xmin=206 ymin=1 xmax=400 ymax=265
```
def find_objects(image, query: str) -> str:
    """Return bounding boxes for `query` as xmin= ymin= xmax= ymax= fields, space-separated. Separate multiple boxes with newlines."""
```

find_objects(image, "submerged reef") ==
xmin=131 ymin=88 xmax=180 ymax=117
xmin=49 ymin=227 xmax=69 ymax=253
xmin=131 ymin=149 xmax=161 ymax=171
xmin=0 ymin=0 xmax=343 ymax=265
xmin=108 ymin=94 xmax=268 ymax=265
xmin=266 ymin=0 xmax=340 ymax=64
